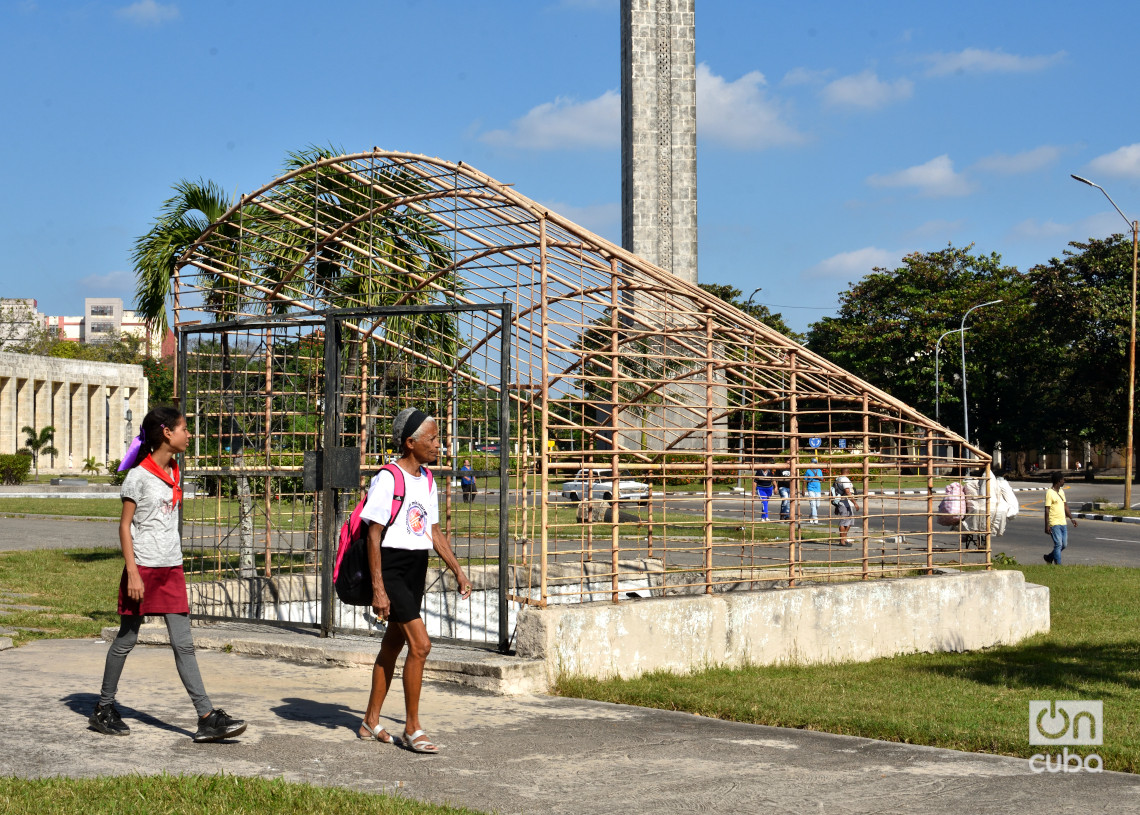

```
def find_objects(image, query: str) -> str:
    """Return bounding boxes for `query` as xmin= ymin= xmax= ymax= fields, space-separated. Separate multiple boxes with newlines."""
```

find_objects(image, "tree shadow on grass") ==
xmin=61 ymin=692 xmax=194 ymax=737
xmin=919 ymin=640 xmax=1140 ymax=696
xmin=63 ymin=551 xmax=122 ymax=563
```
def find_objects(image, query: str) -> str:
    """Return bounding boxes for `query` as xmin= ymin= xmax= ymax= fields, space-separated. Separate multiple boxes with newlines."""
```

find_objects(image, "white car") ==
xmin=561 ymin=468 xmax=650 ymax=502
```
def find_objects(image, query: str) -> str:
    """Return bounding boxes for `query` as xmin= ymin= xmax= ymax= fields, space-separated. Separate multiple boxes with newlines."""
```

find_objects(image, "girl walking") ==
xmin=89 ymin=406 xmax=246 ymax=743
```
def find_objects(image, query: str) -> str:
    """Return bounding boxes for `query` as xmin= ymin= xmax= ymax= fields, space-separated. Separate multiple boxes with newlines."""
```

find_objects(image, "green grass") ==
xmin=0 ymin=497 xmax=317 ymax=531
xmin=555 ymin=564 xmax=1140 ymax=773
xmin=0 ymin=773 xmax=480 ymax=814
xmin=0 ymin=548 xmax=125 ymax=644
xmin=0 ymin=497 xmax=122 ymax=518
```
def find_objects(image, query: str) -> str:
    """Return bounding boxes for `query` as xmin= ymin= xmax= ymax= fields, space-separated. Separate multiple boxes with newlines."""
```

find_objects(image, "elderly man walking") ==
xmin=357 ymin=408 xmax=472 ymax=753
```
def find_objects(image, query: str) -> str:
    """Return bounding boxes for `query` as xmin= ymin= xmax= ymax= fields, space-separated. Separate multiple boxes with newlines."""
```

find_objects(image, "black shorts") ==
xmin=380 ymin=547 xmax=429 ymax=624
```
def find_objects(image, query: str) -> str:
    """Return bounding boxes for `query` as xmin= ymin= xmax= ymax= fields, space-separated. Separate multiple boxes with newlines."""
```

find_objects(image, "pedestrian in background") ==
xmin=753 ymin=466 xmax=775 ymax=521
xmin=459 ymin=459 xmax=477 ymax=504
xmin=777 ymin=469 xmax=792 ymax=521
xmin=803 ymin=460 xmax=823 ymax=524
xmin=832 ymin=468 xmax=859 ymax=547
xmin=1044 ymin=472 xmax=1078 ymax=564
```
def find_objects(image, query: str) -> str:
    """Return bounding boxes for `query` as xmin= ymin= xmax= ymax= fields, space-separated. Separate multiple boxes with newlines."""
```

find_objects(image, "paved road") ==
xmin=2 ymin=638 xmax=1137 ymax=814
xmin=5 ymin=480 xmax=1140 ymax=567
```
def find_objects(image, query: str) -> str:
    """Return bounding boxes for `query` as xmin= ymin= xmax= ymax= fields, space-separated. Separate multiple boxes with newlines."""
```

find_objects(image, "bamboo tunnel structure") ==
xmin=171 ymin=150 xmax=991 ymax=630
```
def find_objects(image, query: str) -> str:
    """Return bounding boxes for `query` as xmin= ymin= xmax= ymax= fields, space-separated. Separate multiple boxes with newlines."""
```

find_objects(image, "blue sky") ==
xmin=2 ymin=0 xmax=1138 ymax=334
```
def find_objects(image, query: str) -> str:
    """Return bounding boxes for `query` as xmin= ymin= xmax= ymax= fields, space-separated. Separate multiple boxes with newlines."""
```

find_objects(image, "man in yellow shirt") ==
xmin=1044 ymin=473 xmax=1078 ymax=564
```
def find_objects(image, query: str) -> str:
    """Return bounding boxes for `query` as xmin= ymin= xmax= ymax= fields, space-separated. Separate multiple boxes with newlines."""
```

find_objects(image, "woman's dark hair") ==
xmin=129 ymin=406 xmax=184 ymax=469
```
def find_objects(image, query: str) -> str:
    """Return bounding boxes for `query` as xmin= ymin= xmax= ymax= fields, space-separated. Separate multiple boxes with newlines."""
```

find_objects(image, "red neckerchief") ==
xmin=140 ymin=454 xmax=182 ymax=507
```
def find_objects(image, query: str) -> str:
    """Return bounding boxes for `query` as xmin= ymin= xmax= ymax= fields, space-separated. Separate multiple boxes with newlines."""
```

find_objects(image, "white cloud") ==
xmin=483 ymin=64 xmax=805 ymax=152
xmin=804 ymin=247 xmax=899 ymax=280
xmin=973 ymin=145 xmax=1061 ymax=175
xmin=81 ymin=271 xmax=134 ymax=292
xmin=1087 ymin=144 xmax=1140 ymax=179
xmin=539 ymin=200 xmax=621 ymax=239
xmin=116 ymin=0 xmax=179 ymax=25
xmin=481 ymin=90 xmax=618 ymax=150
xmin=921 ymin=48 xmax=1064 ymax=77
xmin=821 ymin=70 xmax=913 ymax=110
xmin=867 ymin=155 xmax=975 ymax=197
xmin=697 ymin=63 xmax=805 ymax=149
xmin=780 ymin=67 xmax=832 ymax=87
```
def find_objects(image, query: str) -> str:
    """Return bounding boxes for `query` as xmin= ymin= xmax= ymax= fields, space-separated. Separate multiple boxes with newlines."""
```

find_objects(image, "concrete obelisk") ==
xmin=621 ymin=0 xmax=697 ymax=284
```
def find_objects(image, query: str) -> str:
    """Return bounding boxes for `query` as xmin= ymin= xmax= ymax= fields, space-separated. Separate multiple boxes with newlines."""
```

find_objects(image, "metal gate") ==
xmin=177 ymin=304 xmax=513 ymax=650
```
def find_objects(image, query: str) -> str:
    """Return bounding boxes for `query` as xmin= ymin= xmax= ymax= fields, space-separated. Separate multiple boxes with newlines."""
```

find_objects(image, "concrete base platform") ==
xmin=100 ymin=621 xmax=547 ymax=695
xmin=516 ymin=568 xmax=1049 ymax=683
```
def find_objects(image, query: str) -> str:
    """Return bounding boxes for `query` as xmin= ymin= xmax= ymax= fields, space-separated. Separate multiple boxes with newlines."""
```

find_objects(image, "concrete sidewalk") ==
xmin=2 ymin=638 xmax=1137 ymax=814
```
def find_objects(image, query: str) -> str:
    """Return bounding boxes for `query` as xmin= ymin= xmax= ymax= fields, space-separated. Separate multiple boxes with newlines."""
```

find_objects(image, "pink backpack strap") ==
xmin=381 ymin=463 xmax=405 ymax=523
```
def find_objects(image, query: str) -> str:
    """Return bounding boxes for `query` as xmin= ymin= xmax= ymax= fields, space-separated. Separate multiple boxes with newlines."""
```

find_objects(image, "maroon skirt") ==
xmin=118 ymin=565 xmax=190 ymax=616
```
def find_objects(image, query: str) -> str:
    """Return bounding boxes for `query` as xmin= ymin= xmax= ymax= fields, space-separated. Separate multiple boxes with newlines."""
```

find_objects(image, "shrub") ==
xmin=0 ymin=453 xmax=33 ymax=485
xmin=105 ymin=459 xmax=127 ymax=486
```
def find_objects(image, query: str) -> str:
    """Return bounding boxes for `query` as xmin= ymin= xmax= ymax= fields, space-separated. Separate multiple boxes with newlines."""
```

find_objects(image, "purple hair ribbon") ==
xmin=118 ymin=430 xmax=147 ymax=472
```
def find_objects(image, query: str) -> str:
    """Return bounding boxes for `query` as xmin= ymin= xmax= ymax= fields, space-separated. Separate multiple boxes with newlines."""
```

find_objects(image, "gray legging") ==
xmin=99 ymin=614 xmax=213 ymax=717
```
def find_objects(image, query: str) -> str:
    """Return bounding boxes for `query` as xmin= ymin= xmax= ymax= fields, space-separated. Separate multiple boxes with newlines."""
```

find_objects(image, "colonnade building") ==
xmin=0 ymin=352 xmax=148 ymax=474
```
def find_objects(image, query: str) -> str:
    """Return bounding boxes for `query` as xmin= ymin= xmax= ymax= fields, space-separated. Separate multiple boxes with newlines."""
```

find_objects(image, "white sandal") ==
xmin=402 ymin=729 xmax=439 ymax=753
xmin=358 ymin=721 xmax=393 ymax=744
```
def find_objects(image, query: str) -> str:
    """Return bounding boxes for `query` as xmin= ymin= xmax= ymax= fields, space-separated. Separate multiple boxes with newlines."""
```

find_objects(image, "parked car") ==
xmin=476 ymin=444 xmax=500 ymax=453
xmin=561 ymin=468 xmax=650 ymax=503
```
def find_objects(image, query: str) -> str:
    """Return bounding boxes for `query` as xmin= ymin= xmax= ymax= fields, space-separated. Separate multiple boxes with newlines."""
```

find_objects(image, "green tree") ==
xmin=132 ymin=178 xmax=235 ymax=336
xmin=1023 ymin=234 xmax=1137 ymax=453
xmin=698 ymin=283 xmax=800 ymax=341
xmin=22 ymin=425 xmax=59 ymax=481
xmin=805 ymin=245 xmax=1026 ymax=449
xmin=142 ymin=355 xmax=175 ymax=407
xmin=82 ymin=456 xmax=101 ymax=476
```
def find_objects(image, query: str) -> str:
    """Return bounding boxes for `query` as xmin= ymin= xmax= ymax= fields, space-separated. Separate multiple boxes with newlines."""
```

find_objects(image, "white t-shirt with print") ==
xmin=120 ymin=466 xmax=183 ymax=567
xmin=359 ymin=466 xmax=439 ymax=551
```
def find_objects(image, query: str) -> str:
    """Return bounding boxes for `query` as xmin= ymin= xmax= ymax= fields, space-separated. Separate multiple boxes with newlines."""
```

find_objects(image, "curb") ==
xmin=100 ymin=623 xmax=548 ymax=695
xmin=1072 ymin=512 xmax=1140 ymax=524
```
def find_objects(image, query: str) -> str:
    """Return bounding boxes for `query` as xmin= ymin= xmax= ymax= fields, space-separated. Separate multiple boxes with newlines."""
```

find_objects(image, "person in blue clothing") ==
xmin=753 ymin=466 xmax=775 ymax=521
xmin=459 ymin=458 xmax=477 ymax=504
xmin=803 ymin=459 xmax=823 ymax=524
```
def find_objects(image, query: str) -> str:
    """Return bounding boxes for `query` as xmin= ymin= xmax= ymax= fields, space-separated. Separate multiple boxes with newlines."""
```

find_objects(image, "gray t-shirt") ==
xmin=120 ymin=466 xmax=182 ymax=567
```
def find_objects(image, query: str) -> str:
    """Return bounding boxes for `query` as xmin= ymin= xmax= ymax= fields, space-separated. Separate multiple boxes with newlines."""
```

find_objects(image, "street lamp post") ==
xmin=934 ymin=327 xmax=967 ymax=423
xmin=1071 ymin=174 xmax=1139 ymax=510
xmin=960 ymin=300 xmax=1003 ymax=449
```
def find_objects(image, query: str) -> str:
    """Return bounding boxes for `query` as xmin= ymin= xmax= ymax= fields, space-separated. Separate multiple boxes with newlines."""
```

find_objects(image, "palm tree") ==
xmin=22 ymin=426 xmax=59 ymax=482
xmin=82 ymin=456 xmax=100 ymax=476
xmin=132 ymin=177 xmax=235 ymax=336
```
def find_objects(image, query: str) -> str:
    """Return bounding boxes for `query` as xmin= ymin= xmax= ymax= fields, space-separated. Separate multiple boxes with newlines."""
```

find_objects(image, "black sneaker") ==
xmin=89 ymin=703 xmax=130 ymax=735
xmin=193 ymin=709 xmax=247 ymax=742
xmin=1043 ymin=553 xmax=1054 ymax=564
